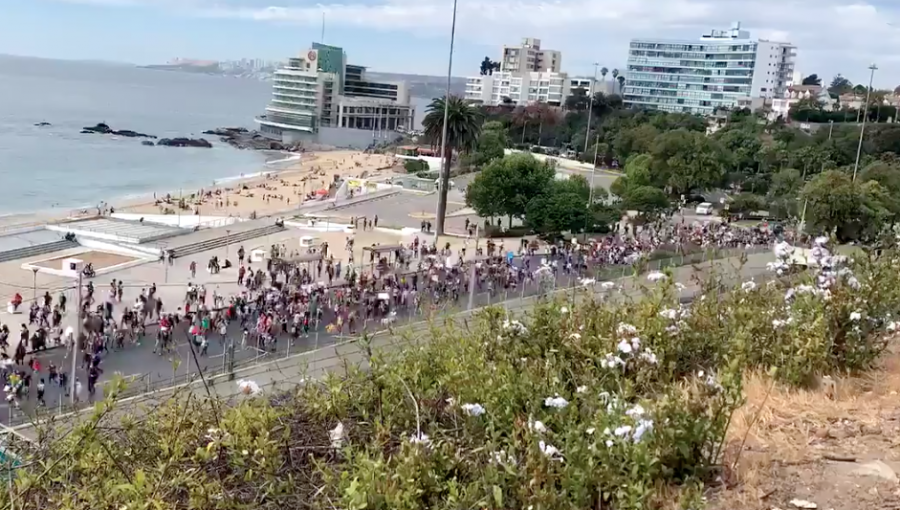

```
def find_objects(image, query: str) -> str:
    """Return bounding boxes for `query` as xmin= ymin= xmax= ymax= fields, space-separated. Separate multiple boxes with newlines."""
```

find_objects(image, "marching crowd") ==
xmin=0 ymin=218 xmax=778 ymax=412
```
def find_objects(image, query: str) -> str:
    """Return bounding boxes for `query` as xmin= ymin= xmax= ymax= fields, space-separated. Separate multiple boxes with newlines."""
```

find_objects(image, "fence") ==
xmin=7 ymin=246 xmax=773 ymax=427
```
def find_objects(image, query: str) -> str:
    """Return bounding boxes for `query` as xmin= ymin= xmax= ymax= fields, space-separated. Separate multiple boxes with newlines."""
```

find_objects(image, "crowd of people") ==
xmin=0 ymin=217 xmax=780 ymax=416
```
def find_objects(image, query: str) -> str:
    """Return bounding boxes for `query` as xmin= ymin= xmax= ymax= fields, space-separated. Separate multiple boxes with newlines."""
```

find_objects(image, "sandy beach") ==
xmin=116 ymin=150 xmax=401 ymax=220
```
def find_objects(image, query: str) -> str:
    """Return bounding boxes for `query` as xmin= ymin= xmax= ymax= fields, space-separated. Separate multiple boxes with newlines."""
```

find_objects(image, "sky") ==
xmin=2 ymin=0 xmax=900 ymax=86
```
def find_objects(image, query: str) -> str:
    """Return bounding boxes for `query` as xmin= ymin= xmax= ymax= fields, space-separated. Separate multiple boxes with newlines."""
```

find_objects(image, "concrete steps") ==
xmin=0 ymin=239 xmax=79 ymax=264
xmin=169 ymin=224 xmax=286 ymax=259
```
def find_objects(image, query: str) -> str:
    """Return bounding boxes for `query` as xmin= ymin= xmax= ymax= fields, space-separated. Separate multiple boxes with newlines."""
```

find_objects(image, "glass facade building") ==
xmin=624 ymin=23 xmax=796 ymax=115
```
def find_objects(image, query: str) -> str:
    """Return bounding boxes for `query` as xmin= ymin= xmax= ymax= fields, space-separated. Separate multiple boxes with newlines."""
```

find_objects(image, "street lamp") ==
xmin=432 ymin=0 xmax=459 ymax=242
xmin=31 ymin=268 xmax=38 ymax=302
xmin=583 ymin=63 xmax=600 ymax=154
xmin=853 ymin=63 xmax=878 ymax=181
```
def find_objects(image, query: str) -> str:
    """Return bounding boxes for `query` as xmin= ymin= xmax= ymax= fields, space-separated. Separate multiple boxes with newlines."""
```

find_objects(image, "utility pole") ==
xmin=432 ymin=0 xmax=459 ymax=240
xmin=583 ymin=133 xmax=600 ymax=242
xmin=583 ymin=63 xmax=600 ymax=154
xmin=70 ymin=268 xmax=82 ymax=405
xmin=853 ymin=63 xmax=878 ymax=181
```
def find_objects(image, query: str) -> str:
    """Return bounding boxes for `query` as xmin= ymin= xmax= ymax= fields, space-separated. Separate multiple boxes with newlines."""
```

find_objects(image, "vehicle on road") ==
xmin=695 ymin=202 xmax=715 ymax=216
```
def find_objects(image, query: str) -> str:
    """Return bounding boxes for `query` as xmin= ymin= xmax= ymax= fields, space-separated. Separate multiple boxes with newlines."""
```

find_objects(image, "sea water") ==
xmin=0 ymin=54 xmax=274 ymax=215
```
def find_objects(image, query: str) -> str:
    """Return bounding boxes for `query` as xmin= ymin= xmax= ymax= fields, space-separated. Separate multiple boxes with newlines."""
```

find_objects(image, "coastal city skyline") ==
xmin=2 ymin=0 xmax=900 ymax=85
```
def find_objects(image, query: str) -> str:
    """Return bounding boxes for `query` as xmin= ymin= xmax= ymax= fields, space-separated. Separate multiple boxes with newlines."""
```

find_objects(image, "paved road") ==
xmin=0 ymin=248 xmax=774 ymax=426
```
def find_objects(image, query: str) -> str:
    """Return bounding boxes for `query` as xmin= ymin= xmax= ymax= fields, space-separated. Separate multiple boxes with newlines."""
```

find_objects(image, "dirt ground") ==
xmin=709 ymin=342 xmax=900 ymax=510
xmin=32 ymin=251 xmax=137 ymax=270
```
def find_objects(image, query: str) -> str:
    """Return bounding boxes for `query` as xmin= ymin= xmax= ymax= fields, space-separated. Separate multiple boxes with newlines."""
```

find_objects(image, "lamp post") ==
xmin=583 ymin=133 xmax=601 ymax=242
xmin=853 ymin=63 xmax=878 ymax=181
xmin=31 ymin=268 xmax=38 ymax=303
xmin=70 ymin=267 xmax=82 ymax=405
xmin=583 ymin=63 xmax=600 ymax=154
xmin=432 ymin=0 xmax=459 ymax=242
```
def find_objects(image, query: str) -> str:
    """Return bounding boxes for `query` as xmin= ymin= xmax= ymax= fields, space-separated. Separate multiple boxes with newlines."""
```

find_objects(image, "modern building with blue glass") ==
xmin=624 ymin=22 xmax=796 ymax=115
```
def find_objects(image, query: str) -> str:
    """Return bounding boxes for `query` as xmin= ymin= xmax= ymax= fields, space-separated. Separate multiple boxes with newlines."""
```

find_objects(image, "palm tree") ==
xmin=423 ymin=95 xmax=483 ymax=235
xmin=611 ymin=69 xmax=619 ymax=94
xmin=600 ymin=67 xmax=609 ymax=84
xmin=616 ymin=75 xmax=625 ymax=94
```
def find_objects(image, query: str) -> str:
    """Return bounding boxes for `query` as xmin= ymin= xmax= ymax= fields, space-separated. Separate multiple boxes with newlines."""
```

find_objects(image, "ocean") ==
xmin=0 ymin=54 xmax=275 ymax=216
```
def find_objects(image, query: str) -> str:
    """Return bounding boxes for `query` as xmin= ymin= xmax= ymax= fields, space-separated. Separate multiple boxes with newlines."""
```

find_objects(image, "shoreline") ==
xmin=0 ymin=151 xmax=304 ymax=233
xmin=0 ymin=149 xmax=400 ymax=234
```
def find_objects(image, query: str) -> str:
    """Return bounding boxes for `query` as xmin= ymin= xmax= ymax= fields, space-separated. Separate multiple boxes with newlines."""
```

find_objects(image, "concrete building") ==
xmin=501 ymin=37 xmax=562 ymax=73
xmin=256 ymin=42 xmax=414 ymax=144
xmin=624 ymin=22 xmax=797 ymax=115
xmin=569 ymin=77 xmax=622 ymax=98
xmin=465 ymin=70 xmax=567 ymax=106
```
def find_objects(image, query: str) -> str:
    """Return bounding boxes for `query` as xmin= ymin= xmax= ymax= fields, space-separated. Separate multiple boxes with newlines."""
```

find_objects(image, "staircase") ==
xmin=0 ymin=239 xmax=79 ymax=264
xmin=169 ymin=224 xmax=286 ymax=259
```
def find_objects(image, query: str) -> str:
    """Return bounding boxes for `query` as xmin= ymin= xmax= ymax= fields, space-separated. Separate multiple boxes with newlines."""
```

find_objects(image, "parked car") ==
xmin=695 ymin=202 xmax=715 ymax=215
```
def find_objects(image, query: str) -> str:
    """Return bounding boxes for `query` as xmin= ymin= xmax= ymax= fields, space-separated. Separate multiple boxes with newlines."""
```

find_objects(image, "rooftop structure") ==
xmin=624 ymin=22 xmax=797 ymax=115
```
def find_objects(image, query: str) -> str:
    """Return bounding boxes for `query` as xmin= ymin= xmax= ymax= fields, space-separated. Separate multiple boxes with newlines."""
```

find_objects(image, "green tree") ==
xmin=465 ymin=153 xmax=556 ymax=227
xmin=650 ymin=130 xmax=728 ymax=195
xmin=467 ymin=124 xmax=507 ymax=168
xmin=612 ymin=124 xmax=659 ymax=161
xmin=610 ymin=153 xmax=652 ymax=198
xmin=802 ymin=73 xmax=822 ymax=86
xmin=423 ymin=95 xmax=483 ymax=234
xmin=403 ymin=159 xmax=429 ymax=173
xmin=726 ymin=193 xmax=766 ymax=216
xmin=828 ymin=74 xmax=853 ymax=96
xmin=799 ymin=170 xmax=890 ymax=241
xmin=621 ymin=185 xmax=670 ymax=220
xmin=766 ymin=168 xmax=803 ymax=219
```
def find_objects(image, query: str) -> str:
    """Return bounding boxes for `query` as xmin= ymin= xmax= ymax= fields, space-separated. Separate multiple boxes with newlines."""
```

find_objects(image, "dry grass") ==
xmin=709 ymin=342 xmax=900 ymax=509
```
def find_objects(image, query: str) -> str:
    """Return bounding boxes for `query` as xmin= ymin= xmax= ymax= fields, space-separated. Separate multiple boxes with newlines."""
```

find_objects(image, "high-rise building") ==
xmin=624 ymin=22 xmax=796 ymax=115
xmin=256 ymin=43 xmax=414 ymax=143
xmin=501 ymin=37 xmax=562 ymax=74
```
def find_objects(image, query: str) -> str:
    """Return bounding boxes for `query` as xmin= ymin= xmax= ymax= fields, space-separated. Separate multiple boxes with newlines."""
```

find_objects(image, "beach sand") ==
xmin=116 ymin=150 xmax=402 ymax=220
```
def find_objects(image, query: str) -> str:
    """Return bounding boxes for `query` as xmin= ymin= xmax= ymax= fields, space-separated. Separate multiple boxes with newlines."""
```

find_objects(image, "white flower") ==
xmin=616 ymin=323 xmax=638 ymax=336
xmin=888 ymin=321 xmax=898 ymax=332
xmin=586 ymin=427 xmax=596 ymax=435
xmin=625 ymin=404 xmax=646 ymax=418
xmin=633 ymin=419 xmax=654 ymax=442
xmin=538 ymin=440 xmax=563 ymax=460
xmin=647 ymin=271 xmax=667 ymax=282
xmin=850 ymin=311 xmax=862 ymax=321
xmin=600 ymin=354 xmax=626 ymax=369
xmin=603 ymin=427 xmax=611 ymax=435
xmin=639 ymin=349 xmax=658 ymax=364
xmin=568 ymin=332 xmax=581 ymax=340
xmin=772 ymin=319 xmax=788 ymax=329
xmin=544 ymin=396 xmax=569 ymax=409
xmin=847 ymin=276 xmax=861 ymax=289
xmin=741 ymin=280 xmax=757 ymax=292
xmin=814 ymin=236 xmax=829 ymax=246
xmin=605 ymin=439 xmax=614 ymax=447
xmin=502 ymin=319 xmax=528 ymax=336
xmin=528 ymin=418 xmax=547 ymax=433
xmin=329 ymin=422 xmax=345 ymax=448
xmin=461 ymin=403 xmax=486 ymax=417
xmin=560 ymin=306 xmax=569 ymax=314
xmin=659 ymin=308 xmax=678 ymax=320
xmin=237 ymin=379 xmax=262 ymax=396
xmin=614 ymin=425 xmax=633 ymax=437
xmin=617 ymin=339 xmax=633 ymax=354
xmin=409 ymin=432 xmax=431 ymax=445
xmin=490 ymin=450 xmax=517 ymax=466
xmin=576 ymin=385 xmax=588 ymax=394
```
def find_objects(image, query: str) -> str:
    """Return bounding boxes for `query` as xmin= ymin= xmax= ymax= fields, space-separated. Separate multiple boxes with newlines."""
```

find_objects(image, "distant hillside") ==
xmin=141 ymin=63 xmax=220 ymax=73
xmin=365 ymin=72 xmax=466 ymax=99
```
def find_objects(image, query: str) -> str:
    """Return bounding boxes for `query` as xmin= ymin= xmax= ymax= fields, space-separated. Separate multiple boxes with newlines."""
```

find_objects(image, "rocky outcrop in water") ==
xmin=81 ymin=123 xmax=156 ymax=139
xmin=204 ymin=126 xmax=303 ymax=152
xmin=156 ymin=137 xmax=213 ymax=148
xmin=34 ymin=122 xmax=51 ymax=127
xmin=141 ymin=141 xmax=155 ymax=146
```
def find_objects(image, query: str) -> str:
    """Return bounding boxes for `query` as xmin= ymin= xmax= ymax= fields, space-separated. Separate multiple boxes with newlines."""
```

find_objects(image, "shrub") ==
xmin=8 ymin=241 xmax=900 ymax=509
xmin=403 ymin=158 xmax=429 ymax=174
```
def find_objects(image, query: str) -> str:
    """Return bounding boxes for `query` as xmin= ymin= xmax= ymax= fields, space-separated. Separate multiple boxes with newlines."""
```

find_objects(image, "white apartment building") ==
xmin=569 ymin=77 xmax=622 ymax=97
xmin=465 ymin=71 xmax=567 ymax=106
xmin=624 ymin=22 xmax=797 ymax=115
xmin=501 ymin=37 xmax=562 ymax=73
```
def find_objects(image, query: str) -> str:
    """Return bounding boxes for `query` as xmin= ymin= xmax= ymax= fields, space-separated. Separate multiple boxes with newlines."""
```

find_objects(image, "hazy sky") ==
xmin=3 ymin=0 xmax=900 ymax=86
